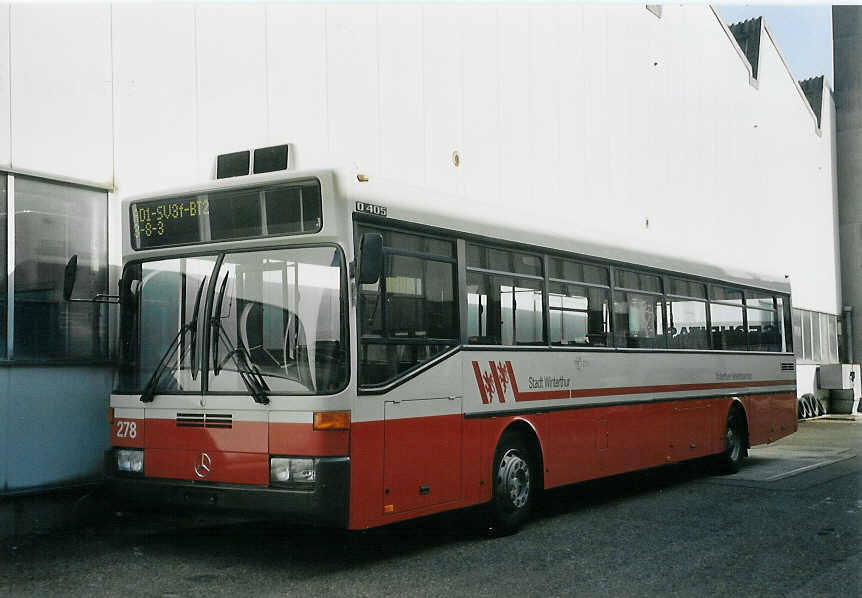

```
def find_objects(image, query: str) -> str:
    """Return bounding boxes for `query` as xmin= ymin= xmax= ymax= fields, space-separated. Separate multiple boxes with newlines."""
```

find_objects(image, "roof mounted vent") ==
xmin=216 ymin=150 xmax=251 ymax=179
xmin=216 ymin=144 xmax=291 ymax=179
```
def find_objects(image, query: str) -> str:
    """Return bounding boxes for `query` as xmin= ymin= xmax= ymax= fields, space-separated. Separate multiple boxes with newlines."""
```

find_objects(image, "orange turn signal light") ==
xmin=313 ymin=411 xmax=350 ymax=431
xmin=107 ymin=407 xmax=115 ymax=423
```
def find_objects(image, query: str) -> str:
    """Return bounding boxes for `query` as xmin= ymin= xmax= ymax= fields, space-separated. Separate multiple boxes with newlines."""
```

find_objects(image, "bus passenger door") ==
xmin=382 ymin=378 xmax=463 ymax=515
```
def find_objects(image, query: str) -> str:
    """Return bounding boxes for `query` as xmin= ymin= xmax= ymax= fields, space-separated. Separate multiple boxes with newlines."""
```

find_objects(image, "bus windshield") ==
xmin=116 ymin=246 xmax=348 ymax=397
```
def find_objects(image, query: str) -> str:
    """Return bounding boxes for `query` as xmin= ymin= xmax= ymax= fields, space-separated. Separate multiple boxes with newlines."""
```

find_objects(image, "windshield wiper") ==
xmin=210 ymin=275 xmax=270 ymax=405
xmin=140 ymin=276 xmax=206 ymax=403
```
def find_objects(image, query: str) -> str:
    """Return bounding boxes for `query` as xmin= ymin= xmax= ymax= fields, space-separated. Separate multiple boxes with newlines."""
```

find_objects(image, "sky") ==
xmin=715 ymin=4 xmax=834 ymax=84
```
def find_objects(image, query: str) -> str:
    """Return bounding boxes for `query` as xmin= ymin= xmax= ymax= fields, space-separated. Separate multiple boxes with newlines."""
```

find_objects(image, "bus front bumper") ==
xmin=105 ymin=454 xmax=349 ymax=528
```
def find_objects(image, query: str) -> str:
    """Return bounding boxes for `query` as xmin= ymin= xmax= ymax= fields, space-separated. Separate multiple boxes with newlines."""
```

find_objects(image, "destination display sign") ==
xmin=130 ymin=180 xmax=323 ymax=250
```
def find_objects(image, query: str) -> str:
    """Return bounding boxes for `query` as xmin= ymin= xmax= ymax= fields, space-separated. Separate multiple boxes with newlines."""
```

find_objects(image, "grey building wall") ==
xmin=834 ymin=6 xmax=862 ymax=361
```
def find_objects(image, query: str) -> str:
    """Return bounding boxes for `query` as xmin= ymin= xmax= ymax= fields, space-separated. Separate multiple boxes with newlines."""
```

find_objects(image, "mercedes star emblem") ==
xmin=193 ymin=452 xmax=213 ymax=479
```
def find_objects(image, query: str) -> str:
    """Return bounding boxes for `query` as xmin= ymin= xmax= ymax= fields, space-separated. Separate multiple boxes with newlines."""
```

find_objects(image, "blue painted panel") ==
xmin=5 ymin=367 xmax=111 ymax=491
xmin=0 ymin=368 xmax=9 ymax=492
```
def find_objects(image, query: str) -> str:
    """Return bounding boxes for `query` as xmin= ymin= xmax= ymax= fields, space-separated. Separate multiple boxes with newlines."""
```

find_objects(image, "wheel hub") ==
xmin=497 ymin=449 xmax=531 ymax=509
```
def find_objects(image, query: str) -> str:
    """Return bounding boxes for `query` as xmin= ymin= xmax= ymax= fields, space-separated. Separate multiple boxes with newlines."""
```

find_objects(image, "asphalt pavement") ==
xmin=1 ymin=417 xmax=860 ymax=597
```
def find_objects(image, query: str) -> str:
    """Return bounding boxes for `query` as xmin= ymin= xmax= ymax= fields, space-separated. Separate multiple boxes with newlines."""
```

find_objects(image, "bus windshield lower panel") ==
xmin=116 ymin=246 xmax=347 ymax=396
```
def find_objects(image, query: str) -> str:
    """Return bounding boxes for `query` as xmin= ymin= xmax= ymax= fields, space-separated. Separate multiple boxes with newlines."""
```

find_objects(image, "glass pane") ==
xmin=710 ymin=303 xmax=746 ymax=351
xmin=549 ymin=282 xmax=610 ymax=346
xmin=208 ymin=188 xmax=262 ymax=240
xmin=613 ymin=291 xmax=666 ymax=348
xmin=668 ymin=278 xmax=707 ymax=299
xmin=791 ymin=307 xmax=802 ymax=358
xmin=802 ymin=310 xmax=812 ymax=360
xmin=829 ymin=315 xmax=839 ymax=362
xmin=615 ymin=269 xmax=661 ymax=293
xmin=359 ymin=342 xmax=453 ymax=386
xmin=668 ymin=299 xmax=709 ymax=349
xmin=712 ymin=286 xmax=743 ymax=304
xmin=548 ymin=257 xmax=609 ymax=286
xmin=14 ymin=178 xmax=108 ymax=360
xmin=0 ymin=175 xmax=6 ymax=358
xmin=467 ymin=244 xmax=542 ymax=276
xmin=388 ymin=231 xmax=453 ymax=257
xmin=384 ymin=255 xmax=456 ymax=340
xmin=467 ymin=272 xmax=544 ymax=345
xmin=209 ymin=247 xmax=347 ymax=394
xmin=810 ymin=311 xmax=822 ymax=361
xmin=747 ymin=308 xmax=781 ymax=352
xmin=115 ymin=256 xmax=218 ymax=393
xmin=745 ymin=290 xmax=775 ymax=310
xmin=820 ymin=313 xmax=832 ymax=363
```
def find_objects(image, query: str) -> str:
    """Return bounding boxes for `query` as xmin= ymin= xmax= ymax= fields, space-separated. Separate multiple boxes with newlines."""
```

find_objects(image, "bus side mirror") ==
xmin=63 ymin=255 xmax=79 ymax=301
xmin=358 ymin=233 xmax=384 ymax=285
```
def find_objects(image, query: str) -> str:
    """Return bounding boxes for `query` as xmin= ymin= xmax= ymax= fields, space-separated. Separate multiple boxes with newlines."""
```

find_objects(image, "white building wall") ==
xmin=0 ymin=3 xmax=841 ymax=313
xmin=0 ymin=5 xmax=10 ymax=167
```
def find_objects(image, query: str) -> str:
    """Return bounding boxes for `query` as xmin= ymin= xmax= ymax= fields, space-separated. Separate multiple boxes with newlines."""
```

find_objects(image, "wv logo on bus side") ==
xmin=471 ymin=360 xmax=516 ymax=404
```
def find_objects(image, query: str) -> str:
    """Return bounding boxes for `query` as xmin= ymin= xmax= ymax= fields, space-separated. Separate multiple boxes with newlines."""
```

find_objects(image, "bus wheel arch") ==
xmin=488 ymin=420 xmax=544 ymax=535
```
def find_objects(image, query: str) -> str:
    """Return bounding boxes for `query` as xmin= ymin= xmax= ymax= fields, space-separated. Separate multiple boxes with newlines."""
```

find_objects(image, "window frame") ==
xmin=0 ymin=170 xmax=112 ymax=366
xmin=466 ymin=242 xmax=547 ymax=346
xmin=352 ymin=213 xmax=795 ymax=361
xmin=357 ymin=223 xmax=460 ymax=388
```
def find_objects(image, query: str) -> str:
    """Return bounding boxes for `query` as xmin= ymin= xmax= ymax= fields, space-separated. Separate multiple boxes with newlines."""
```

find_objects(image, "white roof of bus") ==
xmin=122 ymin=168 xmax=791 ymax=295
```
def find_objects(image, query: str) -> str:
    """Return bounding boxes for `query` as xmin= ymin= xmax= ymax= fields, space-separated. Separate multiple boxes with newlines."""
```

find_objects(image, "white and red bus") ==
xmin=102 ymin=168 xmax=796 ymax=532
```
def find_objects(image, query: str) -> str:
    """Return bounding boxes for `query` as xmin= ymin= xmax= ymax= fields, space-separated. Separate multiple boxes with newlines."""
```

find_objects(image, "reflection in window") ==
xmin=209 ymin=247 xmax=346 ymax=394
xmin=385 ymin=255 xmax=456 ymax=340
xmin=668 ymin=299 xmax=709 ymax=349
xmin=614 ymin=291 xmax=665 ymax=348
xmin=747 ymin=307 xmax=780 ymax=352
xmin=467 ymin=273 xmax=543 ymax=345
xmin=116 ymin=256 xmax=218 ymax=392
xmin=13 ymin=177 xmax=108 ymax=360
xmin=549 ymin=283 xmax=609 ymax=346
xmin=0 ymin=175 xmax=6 ymax=358
xmin=710 ymin=302 xmax=746 ymax=351
xmin=358 ymin=228 xmax=457 ymax=386
xmin=467 ymin=244 xmax=542 ymax=276
xmin=265 ymin=182 xmax=322 ymax=235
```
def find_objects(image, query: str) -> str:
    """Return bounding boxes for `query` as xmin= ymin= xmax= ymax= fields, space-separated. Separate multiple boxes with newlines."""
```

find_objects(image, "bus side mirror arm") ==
xmin=357 ymin=233 xmax=384 ymax=285
xmin=63 ymin=255 xmax=121 ymax=304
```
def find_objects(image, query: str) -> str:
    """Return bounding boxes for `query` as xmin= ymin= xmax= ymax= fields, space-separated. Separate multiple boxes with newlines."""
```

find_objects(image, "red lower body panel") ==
xmin=348 ymin=392 xmax=797 ymax=530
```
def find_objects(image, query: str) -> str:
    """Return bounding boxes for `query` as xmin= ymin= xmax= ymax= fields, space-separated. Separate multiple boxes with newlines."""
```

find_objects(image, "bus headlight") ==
xmin=270 ymin=457 xmax=317 ymax=486
xmin=116 ymin=449 xmax=144 ymax=474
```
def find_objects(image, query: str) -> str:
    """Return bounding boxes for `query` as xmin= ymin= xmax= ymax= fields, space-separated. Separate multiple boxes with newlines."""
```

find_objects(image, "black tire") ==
xmin=717 ymin=410 xmax=748 ymax=474
xmin=489 ymin=432 xmax=536 ymax=535
xmin=815 ymin=397 xmax=826 ymax=416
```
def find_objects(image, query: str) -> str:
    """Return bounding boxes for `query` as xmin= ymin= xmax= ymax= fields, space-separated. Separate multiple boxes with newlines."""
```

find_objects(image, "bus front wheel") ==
xmin=490 ymin=432 xmax=536 ymax=535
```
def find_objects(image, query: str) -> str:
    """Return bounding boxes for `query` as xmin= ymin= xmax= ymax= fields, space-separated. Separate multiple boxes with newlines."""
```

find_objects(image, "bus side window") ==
xmin=358 ymin=227 xmax=458 ymax=387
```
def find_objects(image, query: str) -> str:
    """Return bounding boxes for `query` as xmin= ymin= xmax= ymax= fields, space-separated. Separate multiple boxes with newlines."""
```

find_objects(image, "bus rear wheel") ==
xmin=717 ymin=411 xmax=747 ymax=474
xmin=490 ymin=433 xmax=536 ymax=535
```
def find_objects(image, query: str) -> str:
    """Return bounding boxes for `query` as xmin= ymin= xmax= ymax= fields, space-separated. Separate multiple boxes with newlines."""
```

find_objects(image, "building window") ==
xmin=792 ymin=307 xmax=839 ymax=363
xmin=11 ymin=176 xmax=108 ymax=361
xmin=0 ymin=174 xmax=6 ymax=359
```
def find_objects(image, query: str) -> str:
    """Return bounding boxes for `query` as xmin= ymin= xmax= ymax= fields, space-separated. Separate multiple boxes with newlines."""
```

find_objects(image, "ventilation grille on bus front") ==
xmin=176 ymin=413 xmax=233 ymax=429
xmin=780 ymin=362 xmax=796 ymax=372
